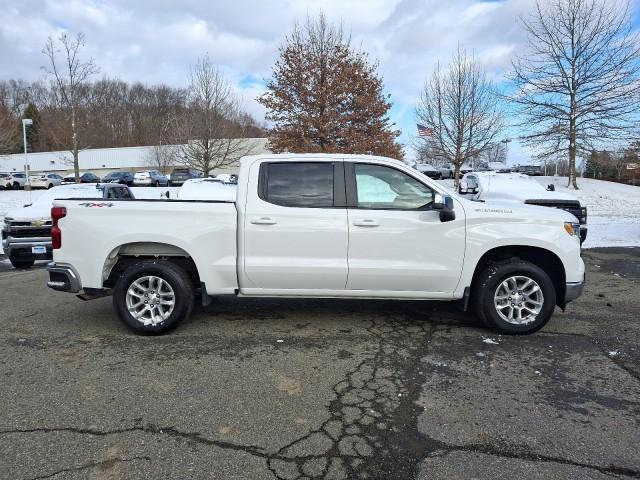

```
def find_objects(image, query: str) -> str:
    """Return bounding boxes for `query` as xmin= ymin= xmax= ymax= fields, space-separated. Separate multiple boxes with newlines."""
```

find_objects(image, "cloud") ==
xmin=0 ymin=0 xmax=578 ymax=162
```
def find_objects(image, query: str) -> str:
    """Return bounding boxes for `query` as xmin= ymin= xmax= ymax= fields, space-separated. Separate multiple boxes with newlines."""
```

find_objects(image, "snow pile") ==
xmin=535 ymin=176 xmax=640 ymax=248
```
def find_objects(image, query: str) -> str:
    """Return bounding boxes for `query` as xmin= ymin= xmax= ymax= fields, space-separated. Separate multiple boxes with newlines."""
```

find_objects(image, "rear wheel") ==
xmin=47 ymin=183 xmax=53 ymax=189
xmin=113 ymin=260 xmax=195 ymax=335
xmin=473 ymin=259 xmax=556 ymax=334
xmin=13 ymin=182 xmax=20 ymax=190
xmin=154 ymin=180 xmax=160 ymax=187
xmin=9 ymin=256 xmax=34 ymax=269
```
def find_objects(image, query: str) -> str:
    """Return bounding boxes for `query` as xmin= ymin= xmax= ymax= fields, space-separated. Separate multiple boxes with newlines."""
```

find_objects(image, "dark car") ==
xmin=62 ymin=172 xmax=101 ymax=184
xmin=169 ymin=167 xmax=198 ymax=186
xmin=102 ymin=171 xmax=134 ymax=186
xmin=517 ymin=165 xmax=544 ymax=176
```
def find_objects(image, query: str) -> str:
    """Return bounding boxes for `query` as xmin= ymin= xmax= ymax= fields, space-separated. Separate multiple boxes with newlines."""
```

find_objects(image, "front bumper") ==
xmin=47 ymin=263 xmax=82 ymax=293
xmin=565 ymin=277 xmax=585 ymax=304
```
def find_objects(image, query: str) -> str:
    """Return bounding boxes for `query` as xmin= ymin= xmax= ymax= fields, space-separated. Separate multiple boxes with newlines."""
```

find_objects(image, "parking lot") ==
xmin=0 ymin=247 xmax=639 ymax=479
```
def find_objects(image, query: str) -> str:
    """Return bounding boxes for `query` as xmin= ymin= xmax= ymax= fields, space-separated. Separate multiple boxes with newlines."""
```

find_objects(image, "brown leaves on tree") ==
xmin=259 ymin=14 xmax=403 ymax=160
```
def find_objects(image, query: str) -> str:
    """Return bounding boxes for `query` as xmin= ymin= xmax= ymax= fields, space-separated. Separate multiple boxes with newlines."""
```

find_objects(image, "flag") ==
xmin=417 ymin=124 xmax=434 ymax=137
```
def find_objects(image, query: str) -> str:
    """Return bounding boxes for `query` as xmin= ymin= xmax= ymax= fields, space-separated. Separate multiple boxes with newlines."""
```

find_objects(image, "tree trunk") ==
xmin=72 ymin=108 xmax=80 ymax=183
xmin=568 ymin=116 xmax=578 ymax=189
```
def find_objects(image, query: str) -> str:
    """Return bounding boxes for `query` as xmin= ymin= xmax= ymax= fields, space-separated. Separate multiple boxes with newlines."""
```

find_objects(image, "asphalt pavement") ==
xmin=0 ymin=248 xmax=638 ymax=479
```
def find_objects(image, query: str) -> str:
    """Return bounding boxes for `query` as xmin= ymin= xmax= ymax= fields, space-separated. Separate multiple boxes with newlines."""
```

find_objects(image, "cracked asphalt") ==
xmin=0 ymin=248 xmax=639 ymax=479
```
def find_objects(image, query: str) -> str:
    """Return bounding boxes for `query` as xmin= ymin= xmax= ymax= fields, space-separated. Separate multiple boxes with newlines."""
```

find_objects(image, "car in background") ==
xmin=486 ymin=162 xmax=512 ymax=173
xmin=517 ymin=165 xmax=544 ymax=176
xmin=102 ymin=171 xmax=134 ymax=186
xmin=176 ymin=177 xmax=237 ymax=201
xmin=169 ymin=168 xmax=199 ymax=186
xmin=29 ymin=173 xmax=64 ymax=189
xmin=62 ymin=172 xmax=101 ymax=184
xmin=3 ymin=172 xmax=27 ymax=190
xmin=413 ymin=163 xmax=442 ymax=179
xmin=0 ymin=172 xmax=12 ymax=189
xmin=2 ymin=183 xmax=134 ymax=269
xmin=437 ymin=164 xmax=453 ymax=179
xmin=134 ymin=170 xmax=170 ymax=187
xmin=458 ymin=171 xmax=588 ymax=243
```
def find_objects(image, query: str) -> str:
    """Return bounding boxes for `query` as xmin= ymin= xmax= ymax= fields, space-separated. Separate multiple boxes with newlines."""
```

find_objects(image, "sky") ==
xmin=0 ymin=0 xmax=638 ymax=164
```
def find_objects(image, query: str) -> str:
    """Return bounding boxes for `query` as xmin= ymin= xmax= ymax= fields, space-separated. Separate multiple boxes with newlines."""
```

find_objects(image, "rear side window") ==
xmin=259 ymin=162 xmax=334 ymax=208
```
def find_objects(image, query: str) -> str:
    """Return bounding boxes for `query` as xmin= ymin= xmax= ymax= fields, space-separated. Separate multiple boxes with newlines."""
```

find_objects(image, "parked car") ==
xmin=102 ymin=171 xmax=134 ymax=186
xmin=62 ymin=172 xmax=101 ymax=184
xmin=177 ymin=177 xmax=237 ymax=201
xmin=458 ymin=171 xmax=587 ymax=243
xmin=2 ymin=183 xmax=134 ymax=269
xmin=486 ymin=162 xmax=511 ymax=173
xmin=0 ymin=172 xmax=12 ymax=189
xmin=3 ymin=172 xmax=27 ymax=190
xmin=517 ymin=165 xmax=544 ymax=176
xmin=169 ymin=168 xmax=198 ymax=186
xmin=413 ymin=163 xmax=442 ymax=179
xmin=437 ymin=164 xmax=453 ymax=179
xmin=29 ymin=173 xmax=64 ymax=189
xmin=47 ymin=153 xmax=584 ymax=336
xmin=134 ymin=170 xmax=170 ymax=186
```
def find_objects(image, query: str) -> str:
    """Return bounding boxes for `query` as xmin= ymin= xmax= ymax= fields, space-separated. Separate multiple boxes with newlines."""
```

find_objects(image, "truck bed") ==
xmin=53 ymin=198 xmax=239 ymax=294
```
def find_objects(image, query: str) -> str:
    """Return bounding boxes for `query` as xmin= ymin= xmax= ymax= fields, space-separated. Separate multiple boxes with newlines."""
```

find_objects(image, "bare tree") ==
xmin=172 ymin=56 xmax=253 ymax=176
xmin=147 ymin=115 xmax=179 ymax=175
xmin=509 ymin=0 xmax=640 ymax=189
xmin=416 ymin=47 xmax=503 ymax=186
xmin=42 ymin=32 xmax=98 ymax=181
xmin=480 ymin=141 xmax=508 ymax=165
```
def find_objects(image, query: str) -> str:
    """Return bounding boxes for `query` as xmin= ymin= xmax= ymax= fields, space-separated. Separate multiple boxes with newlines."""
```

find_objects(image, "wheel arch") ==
xmin=469 ymin=245 xmax=566 ymax=308
xmin=102 ymin=241 xmax=201 ymax=289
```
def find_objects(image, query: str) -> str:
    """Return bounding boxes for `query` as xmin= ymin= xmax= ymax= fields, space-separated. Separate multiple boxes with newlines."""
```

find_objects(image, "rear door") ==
xmin=242 ymin=161 xmax=348 ymax=291
xmin=345 ymin=162 xmax=465 ymax=294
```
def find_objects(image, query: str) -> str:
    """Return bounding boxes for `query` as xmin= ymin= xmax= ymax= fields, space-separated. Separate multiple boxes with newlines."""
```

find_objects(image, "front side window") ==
xmin=261 ymin=162 xmax=334 ymax=208
xmin=355 ymin=164 xmax=433 ymax=210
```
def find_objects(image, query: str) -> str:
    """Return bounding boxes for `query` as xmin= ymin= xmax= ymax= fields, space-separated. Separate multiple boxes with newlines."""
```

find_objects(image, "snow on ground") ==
xmin=534 ymin=176 xmax=640 ymax=248
xmin=438 ymin=176 xmax=639 ymax=248
xmin=0 ymin=186 xmax=179 ymax=254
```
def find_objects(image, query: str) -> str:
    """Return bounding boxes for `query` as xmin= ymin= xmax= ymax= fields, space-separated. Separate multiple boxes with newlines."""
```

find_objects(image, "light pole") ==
xmin=22 ymin=118 xmax=33 ymax=192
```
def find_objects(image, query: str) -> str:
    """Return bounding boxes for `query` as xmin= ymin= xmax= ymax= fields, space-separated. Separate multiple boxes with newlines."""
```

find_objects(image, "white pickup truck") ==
xmin=47 ymin=154 xmax=585 ymax=335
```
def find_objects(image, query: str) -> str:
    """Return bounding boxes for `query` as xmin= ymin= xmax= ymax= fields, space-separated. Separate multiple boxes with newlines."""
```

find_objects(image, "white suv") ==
xmin=3 ymin=172 xmax=27 ymax=190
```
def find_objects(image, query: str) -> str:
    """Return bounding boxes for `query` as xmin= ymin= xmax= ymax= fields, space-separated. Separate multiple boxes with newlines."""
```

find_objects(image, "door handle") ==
xmin=353 ymin=219 xmax=379 ymax=227
xmin=250 ymin=217 xmax=277 ymax=225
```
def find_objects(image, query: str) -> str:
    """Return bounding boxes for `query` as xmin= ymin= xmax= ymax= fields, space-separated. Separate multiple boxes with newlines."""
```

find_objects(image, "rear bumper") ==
xmin=2 ymin=236 xmax=52 ymax=259
xmin=47 ymin=263 xmax=82 ymax=293
xmin=565 ymin=277 xmax=585 ymax=304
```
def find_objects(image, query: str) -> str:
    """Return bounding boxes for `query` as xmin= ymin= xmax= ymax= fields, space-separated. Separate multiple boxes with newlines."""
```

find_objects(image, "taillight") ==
xmin=51 ymin=206 xmax=66 ymax=249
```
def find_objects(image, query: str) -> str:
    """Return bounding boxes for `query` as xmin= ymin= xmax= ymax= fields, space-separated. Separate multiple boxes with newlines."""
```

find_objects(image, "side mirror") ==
xmin=547 ymin=184 xmax=555 ymax=191
xmin=433 ymin=193 xmax=456 ymax=222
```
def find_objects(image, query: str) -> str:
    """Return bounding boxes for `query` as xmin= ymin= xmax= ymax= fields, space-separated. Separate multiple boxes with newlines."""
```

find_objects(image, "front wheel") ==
xmin=472 ymin=259 xmax=556 ymax=334
xmin=113 ymin=260 xmax=195 ymax=335
xmin=154 ymin=180 xmax=160 ymax=187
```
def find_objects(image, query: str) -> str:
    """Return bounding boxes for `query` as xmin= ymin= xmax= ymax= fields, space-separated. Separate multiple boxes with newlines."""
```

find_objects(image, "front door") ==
xmin=346 ymin=162 xmax=466 ymax=294
xmin=242 ymin=160 xmax=349 ymax=291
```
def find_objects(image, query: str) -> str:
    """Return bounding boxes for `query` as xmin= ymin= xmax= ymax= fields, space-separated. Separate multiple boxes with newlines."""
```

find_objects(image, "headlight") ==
xmin=564 ymin=222 xmax=580 ymax=237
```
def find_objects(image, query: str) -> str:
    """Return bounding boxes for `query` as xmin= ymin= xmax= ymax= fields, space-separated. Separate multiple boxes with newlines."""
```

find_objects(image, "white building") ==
xmin=0 ymin=138 xmax=270 ymax=176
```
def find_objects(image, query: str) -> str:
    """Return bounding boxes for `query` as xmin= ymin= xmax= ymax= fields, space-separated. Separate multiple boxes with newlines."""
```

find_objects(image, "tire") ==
xmin=472 ymin=259 xmax=556 ymax=334
xmin=113 ymin=259 xmax=195 ymax=335
xmin=47 ymin=183 xmax=53 ymax=189
xmin=154 ymin=180 xmax=160 ymax=187
xmin=13 ymin=182 xmax=20 ymax=190
xmin=10 ymin=257 xmax=34 ymax=269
